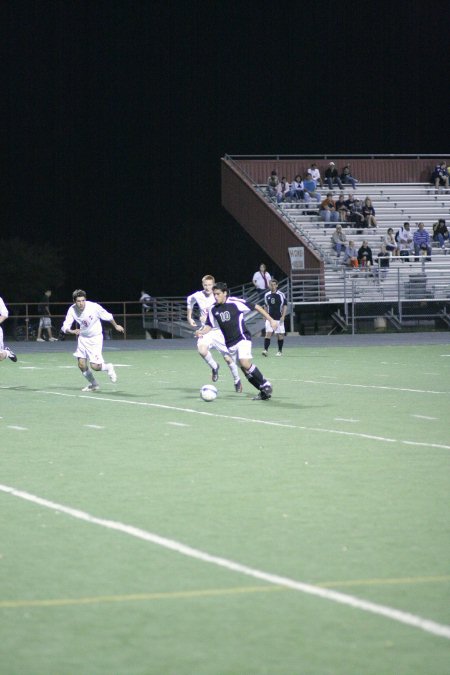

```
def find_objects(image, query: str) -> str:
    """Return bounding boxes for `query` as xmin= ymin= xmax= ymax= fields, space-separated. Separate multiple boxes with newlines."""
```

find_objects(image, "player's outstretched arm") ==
xmin=255 ymin=304 xmax=279 ymax=331
xmin=110 ymin=320 xmax=124 ymax=333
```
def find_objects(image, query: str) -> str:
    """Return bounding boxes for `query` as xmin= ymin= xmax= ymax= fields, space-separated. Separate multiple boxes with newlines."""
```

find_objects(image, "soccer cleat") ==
xmin=276 ymin=351 xmax=282 ymax=356
xmin=261 ymin=382 xmax=273 ymax=398
xmin=4 ymin=347 xmax=17 ymax=362
xmin=252 ymin=391 xmax=269 ymax=400
xmin=234 ymin=379 xmax=243 ymax=393
xmin=81 ymin=384 xmax=100 ymax=392
xmin=36 ymin=337 xmax=45 ymax=342
xmin=108 ymin=365 xmax=117 ymax=383
xmin=261 ymin=349 xmax=268 ymax=357
xmin=212 ymin=364 xmax=220 ymax=382
xmin=49 ymin=337 xmax=58 ymax=342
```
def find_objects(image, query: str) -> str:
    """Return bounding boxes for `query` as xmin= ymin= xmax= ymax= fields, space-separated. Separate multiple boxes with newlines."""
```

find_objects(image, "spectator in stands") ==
xmin=252 ymin=263 xmax=272 ymax=301
xmin=432 ymin=219 xmax=449 ymax=250
xmin=397 ymin=222 xmax=414 ymax=260
xmin=278 ymin=176 xmax=290 ymax=203
xmin=334 ymin=192 xmax=349 ymax=222
xmin=320 ymin=192 xmax=339 ymax=225
xmin=375 ymin=244 xmax=390 ymax=280
xmin=324 ymin=162 xmax=343 ymax=191
xmin=340 ymin=164 xmax=358 ymax=190
xmin=431 ymin=161 xmax=449 ymax=193
xmin=343 ymin=240 xmax=359 ymax=268
xmin=346 ymin=195 xmax=364 ymax=228
xmin=267 ymin=170 xmax=280 ymax=200
xmin=307 ymin=163 xmax=323 ymax=188
xmin=384 ymin=228 xmax=398 ymax=256
xmin=303 ymin=173 xmax=321 ymax=203
xmin=331 ymin=224 xmax=347 ymax=260
xmin=358 ymin=240 xmax=373 ymax=269
xmin=288 ymin=174 xmax=305 ymax=201
xmin=361 ymin=196 xmax=377 ymax=228
xmin=413 ymin=222 xmax=432 ymax=260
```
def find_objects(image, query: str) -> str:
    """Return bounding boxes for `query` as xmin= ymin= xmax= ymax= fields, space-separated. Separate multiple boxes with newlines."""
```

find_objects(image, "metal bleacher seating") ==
xmin=265 ymin=182 xmax=450 ymax=306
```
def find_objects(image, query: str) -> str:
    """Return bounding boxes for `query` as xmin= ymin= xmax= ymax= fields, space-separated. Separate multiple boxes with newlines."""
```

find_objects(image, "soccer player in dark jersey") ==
xmin=262 ymin=279 xmax=287 ymax=357
xmin=196 ymin=282 xmax=278 ymax=400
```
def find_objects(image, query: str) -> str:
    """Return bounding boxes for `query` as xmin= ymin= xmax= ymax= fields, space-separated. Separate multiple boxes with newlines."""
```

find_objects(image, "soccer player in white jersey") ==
xmin=61 ymin=289 xmax=124 ymax=391
xmin=187 ymin=275 xmax=242 ymax=392
xmin=0 ymin=296 xmax=17 ymax=363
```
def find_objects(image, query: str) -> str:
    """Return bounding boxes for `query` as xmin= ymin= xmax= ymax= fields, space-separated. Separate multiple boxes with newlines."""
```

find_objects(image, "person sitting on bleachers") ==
xmin=307 ymin=163 xmax=323 ymax=188
xmin=303 ymin=174 xmax=321 ymax=203
xmin=431 ymin=161 xmax=449 ymax=193
xmin=340 ymin=164 xmax=358 ymax=190
xmin=345 ymin=195 xmax=364 ymax=228
xmin=432 ymin=219 xmax=449 ymax=250
xmin=278 ymin=176 xmax=290 ymax=203
xmin=289 ymin=174 xmax=305 ymax=201
xmin=357 ymin=240 xmax=373 ymax=269
xmin=331 ymin=224 xmax=347 ymax=260
xmin=334 ymin=192 xmax=349 ymax=222
xmin=397 ymin=222 xmax=414 ymax=260
xmin=413 ymin=222 xmax=432 ymax=261
xmin=361 ymin=196 xmax=377 ymax=228
xmin=267 ymin=170 xmax=280 ymax=200
xmin=343 ymin=240 xmax=359 ymax=268
xmin=324 ymin=162 xmax=343 ymax=191
xmin=320 ymin=193 xmax=339 ymax=225
xmin=384 ymin=228 xmax=398 ymax=256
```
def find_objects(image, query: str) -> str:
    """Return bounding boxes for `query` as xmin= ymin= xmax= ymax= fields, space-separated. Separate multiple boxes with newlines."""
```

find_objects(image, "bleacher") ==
xmin=268 ymin=182 xmax=450 ymax=304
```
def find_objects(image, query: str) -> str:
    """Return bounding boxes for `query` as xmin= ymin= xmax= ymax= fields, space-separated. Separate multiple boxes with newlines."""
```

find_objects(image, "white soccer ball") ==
xmin=200 ymin=384 xmax=218 ymax=402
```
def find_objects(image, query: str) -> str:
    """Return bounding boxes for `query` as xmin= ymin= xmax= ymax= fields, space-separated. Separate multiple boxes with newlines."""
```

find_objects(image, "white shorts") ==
xmin=39 ymin=317 xmax=52 ymax=329
xmin=74 ymin=334 xmax=104 ymax=365
xmin=0 ymin=326 xmax=3 ymax=350
xmin=265 ymin=320 xmax=285 ymax=335
xmin=198 ymin=328 xmax=229 ymax=356
xmin=227 ymin=339 xmax=253 ymax=361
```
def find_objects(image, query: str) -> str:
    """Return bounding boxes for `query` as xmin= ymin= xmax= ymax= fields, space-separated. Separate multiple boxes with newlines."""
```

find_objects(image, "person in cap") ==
xmin=324 ymin=162 xmax=343 ymax=191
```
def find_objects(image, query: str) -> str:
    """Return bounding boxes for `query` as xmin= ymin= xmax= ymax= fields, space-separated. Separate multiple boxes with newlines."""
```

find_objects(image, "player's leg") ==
xmin=212 ymin=331 xmax=241 ymax=391
xmin=262 ymin=323 xmax=273 ymax=356
xmin=0 ymin=327 xmax=17 ymax=362
xmin=36 ymin=318 xmax=45 ymax=342
xmin=276 ymin=324 xmax=285 ymax=356
xmin=197 ymin=334 xmax=219 ymax=381
xmin=78 ymin=357 xmax=100 ymax=390
xmin=238 ymin=342 xmax=272 ymax=399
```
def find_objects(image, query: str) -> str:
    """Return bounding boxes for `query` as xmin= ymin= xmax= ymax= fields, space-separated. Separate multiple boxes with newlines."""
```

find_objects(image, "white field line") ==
xmin=275 ymin=379 xmax=450 ymax=395
xmin=0 ymin=483 xmax=449 ymax=640
xmin=33 ymin=390 xmax=450 ymax=451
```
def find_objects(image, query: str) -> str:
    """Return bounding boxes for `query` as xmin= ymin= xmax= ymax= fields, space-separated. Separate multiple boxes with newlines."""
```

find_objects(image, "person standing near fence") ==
xmin=0 ymin=296 xmax=17 ymax=363
xmin=36 ymin=290 xmax=58 ymax=342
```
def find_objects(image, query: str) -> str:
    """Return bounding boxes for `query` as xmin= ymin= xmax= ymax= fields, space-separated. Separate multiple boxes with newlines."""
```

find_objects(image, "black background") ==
xmin=4 ymin=1 xmax=449 ymax=301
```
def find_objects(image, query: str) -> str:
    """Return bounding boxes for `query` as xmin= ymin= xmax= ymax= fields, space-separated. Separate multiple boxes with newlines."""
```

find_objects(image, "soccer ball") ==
xmin=200 ymin=384 xmax=218 ymax=402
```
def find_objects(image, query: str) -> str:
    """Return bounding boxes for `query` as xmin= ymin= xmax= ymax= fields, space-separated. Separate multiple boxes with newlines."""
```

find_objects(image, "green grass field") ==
xmin=1 ymin=339 xmax=449 ymax=674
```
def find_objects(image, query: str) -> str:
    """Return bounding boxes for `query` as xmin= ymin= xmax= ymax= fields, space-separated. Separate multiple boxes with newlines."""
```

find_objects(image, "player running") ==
xmin=61 ymin=289 xmax=124 ymax=391
xmin=0 ymin=296 xmax=17 ymax=364
xmin=196 ymin=282 xmax=277 ymax=400
xmin=187 ymin=275 xmax=242 ymax=392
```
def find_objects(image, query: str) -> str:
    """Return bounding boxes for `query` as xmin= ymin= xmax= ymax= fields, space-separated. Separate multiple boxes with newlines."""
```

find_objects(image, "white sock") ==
xmin=226 ymin=359 xmax=239 ymax=382
xmin=83 ymin=370 xmax=97 ymax=385
xmin=101 ymin=363 xmax=112 ymax=372
xmin=202 ymin=352 xmax=218 ymax=369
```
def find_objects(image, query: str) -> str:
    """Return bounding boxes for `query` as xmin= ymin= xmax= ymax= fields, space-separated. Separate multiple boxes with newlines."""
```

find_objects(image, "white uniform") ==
xmin=0 ymin=296 xmax=8 ymax=350
xmin=62 ymin=300 xmax=113 ymax=364
xmin=186 ymin=290 xmax=229 ymax=355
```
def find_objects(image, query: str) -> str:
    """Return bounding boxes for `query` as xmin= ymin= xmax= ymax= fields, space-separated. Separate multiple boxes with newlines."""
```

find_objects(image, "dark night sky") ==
xmin=4 ymin=1 xmax=449 ymax=300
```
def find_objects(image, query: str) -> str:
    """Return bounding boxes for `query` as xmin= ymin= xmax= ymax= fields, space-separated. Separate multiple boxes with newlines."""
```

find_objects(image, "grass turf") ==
xmin=0 ymin=342 xmax=449 ymax=674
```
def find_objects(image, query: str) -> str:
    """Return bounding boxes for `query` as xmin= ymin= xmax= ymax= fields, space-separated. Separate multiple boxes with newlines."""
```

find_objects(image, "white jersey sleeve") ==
xmin=0 ymin=297 xmax=8 ymax=318
xmin=187 ymin=290 xmax=215 ymax=324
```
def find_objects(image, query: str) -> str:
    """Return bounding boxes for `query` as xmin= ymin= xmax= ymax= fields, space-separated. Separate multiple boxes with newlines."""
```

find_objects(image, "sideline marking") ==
xmin=276 ymin=378 xmax=450 ymax=396
xmin=36 ymin=390 xmax=450 ymax=451
xmin=2 ymin=576 xmax=449 ymax=610
xmin=1 ymin=484 xmax=449 ymax=640
xmin=412 ymin=414 xmax=438 ymax=421
xmin=83 ymin=424 xmax=105 ymax=429
xmin=6 ymin=426 xmax=28 ymax=431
